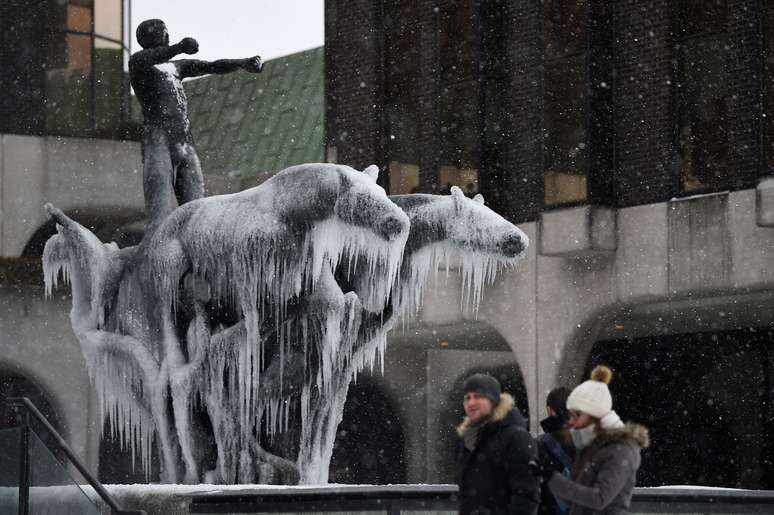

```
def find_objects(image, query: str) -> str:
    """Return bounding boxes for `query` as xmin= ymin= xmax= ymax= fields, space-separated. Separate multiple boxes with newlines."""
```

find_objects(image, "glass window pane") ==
xmin=386 ymin=100 xmax=419 ymax=194
xmin=28 ymin=430 xmax=101 ymax=515
xmin=439 ymin=80 xmax=480 ymax=194
xmin=46 ymin=33 xmax=93 ymax=136
xmin=544 ymin=54 xmax=587 ymax=206
xmin=49 ymin=0 xmax=93 ymax=33
xmin=0 ymin=427 xmax=20 ymax=515
xmin=94 ymin=38 xmax=125 ymax=135
xmin=678 ymin=36 xmax=728 ymax=192
xmin=68 ymin=1 xmax=93 ymax=33
xmin=95 ymin=0 xmax=122 ymax=41
xmin=764 ymin=7 xmax=774 ymax=172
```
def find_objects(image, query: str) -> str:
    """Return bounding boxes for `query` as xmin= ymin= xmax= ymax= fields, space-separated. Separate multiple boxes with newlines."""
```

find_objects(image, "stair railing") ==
xmin=7 ymin=396 xmax=145 ymax=515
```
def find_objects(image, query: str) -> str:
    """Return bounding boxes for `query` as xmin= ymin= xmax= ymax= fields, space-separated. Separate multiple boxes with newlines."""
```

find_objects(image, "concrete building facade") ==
xmin=325 ymin=0 xmax=774 ymax=488
xmin=2 ymin=0 xmax=774 ymax=489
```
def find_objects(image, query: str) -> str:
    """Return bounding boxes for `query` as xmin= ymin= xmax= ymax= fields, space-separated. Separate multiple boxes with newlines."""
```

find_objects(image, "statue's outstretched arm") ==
xmin=177 ymin=56 xmax=263 ymax=78
xmin=130 ymin=38 xmax=199 ymax=67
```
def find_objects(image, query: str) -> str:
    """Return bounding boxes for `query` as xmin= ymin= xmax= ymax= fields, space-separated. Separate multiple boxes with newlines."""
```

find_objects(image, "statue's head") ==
xmin=443 ymin=186 xmax=528 ymax=259
xmin=136 ymin=19 xmax=169 ymax=49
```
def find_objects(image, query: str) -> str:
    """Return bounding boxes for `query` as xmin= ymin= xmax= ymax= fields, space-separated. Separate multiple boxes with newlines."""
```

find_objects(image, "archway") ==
xmin=0 ymin=365 xmax=66 ymax=486
xmin=587 ymin=326 xmax=774 ymax=489
xmin=329 ymin=377 xmax=407 ymax=484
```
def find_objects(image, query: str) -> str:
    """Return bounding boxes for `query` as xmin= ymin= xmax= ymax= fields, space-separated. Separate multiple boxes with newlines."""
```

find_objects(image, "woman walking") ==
xmin=531 ymin=366 xmax=649 ymax=515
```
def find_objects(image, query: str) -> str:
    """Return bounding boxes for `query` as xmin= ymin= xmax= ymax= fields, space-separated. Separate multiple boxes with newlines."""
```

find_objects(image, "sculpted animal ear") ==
xmin=473 ymin=193 xmax=485 ymax=205
xmin=363 ymin=165 xmax=379 ymax=183
xmin=450 ymin=185 xmax=465 ymax=211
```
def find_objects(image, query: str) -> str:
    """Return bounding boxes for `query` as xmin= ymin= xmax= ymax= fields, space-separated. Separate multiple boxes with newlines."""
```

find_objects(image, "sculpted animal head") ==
xmin=386 ymin=187 xmax=529 ymax=317
xmin=266 ymin=163 xmax=409 ymax=243
xmin=444 ymin=186 xmax=528 ymax=260
xmin=332 ymin=164 xmax=409 ymax=242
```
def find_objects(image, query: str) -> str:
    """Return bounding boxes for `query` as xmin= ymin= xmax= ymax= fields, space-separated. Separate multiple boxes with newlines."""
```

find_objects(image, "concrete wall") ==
xmin=0 ymin=134 xmax=143 ymax=257
xmin=411 ymin=189 xmax=774 ymax=437
xmin=0 ymin=284 xmax=101 ymax=472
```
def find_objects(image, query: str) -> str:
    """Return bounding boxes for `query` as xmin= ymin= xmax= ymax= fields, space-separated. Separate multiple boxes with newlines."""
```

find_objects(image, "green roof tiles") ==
xmin=184 ymin=47 xmax=324 ymax=178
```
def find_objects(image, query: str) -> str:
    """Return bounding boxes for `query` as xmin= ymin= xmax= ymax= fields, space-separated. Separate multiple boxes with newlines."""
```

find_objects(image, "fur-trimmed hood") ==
xmin=595 ymin=422 xmax=650 ymax=449
xmin=456 ymin=393 xmax=526 ymax=436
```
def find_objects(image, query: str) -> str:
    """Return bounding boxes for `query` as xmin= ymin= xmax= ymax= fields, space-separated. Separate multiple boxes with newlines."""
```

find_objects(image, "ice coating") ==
xmin=293 ymin=189 xmax=529 ymax=483
xmin=40 ymin=159 xmax=529 ymax=484
xmin=147 ymin=163 xmax=408 ymax=465
xmin=41 ymin=163 xmax=410 ymax=485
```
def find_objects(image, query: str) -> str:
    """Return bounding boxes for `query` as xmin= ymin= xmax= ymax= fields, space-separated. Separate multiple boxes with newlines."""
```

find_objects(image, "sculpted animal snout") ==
xmin=501 ymin=232 xmax=526 ymax=257
xmin=379 ymin=214 xmax=409 ymax=241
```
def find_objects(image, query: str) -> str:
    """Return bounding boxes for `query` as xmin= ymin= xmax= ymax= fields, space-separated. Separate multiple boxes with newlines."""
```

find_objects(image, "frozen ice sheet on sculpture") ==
xmin=42 ymin=163 xmax=410 ymax=485
xmin=292 ymin=186 xmax=529 ymax=484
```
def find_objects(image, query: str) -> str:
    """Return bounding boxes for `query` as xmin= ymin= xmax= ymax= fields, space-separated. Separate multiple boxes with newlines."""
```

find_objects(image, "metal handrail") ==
xmin=6 ymin=397 xmax=145 ymax=515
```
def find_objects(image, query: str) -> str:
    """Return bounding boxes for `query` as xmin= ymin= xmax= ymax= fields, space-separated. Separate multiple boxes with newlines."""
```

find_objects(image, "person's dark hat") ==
xmin=546 ymin=386 xmax=571 ymax=421
xmin=462 ymin=373 xmax=501 ymax=405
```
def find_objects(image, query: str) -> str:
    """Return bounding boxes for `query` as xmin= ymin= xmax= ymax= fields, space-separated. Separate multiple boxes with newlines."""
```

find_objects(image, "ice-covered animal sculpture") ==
xmin=43 ymin=163 xmax=410 ymax=484
xmin=280 ymin=186 xmax=529 ymax=483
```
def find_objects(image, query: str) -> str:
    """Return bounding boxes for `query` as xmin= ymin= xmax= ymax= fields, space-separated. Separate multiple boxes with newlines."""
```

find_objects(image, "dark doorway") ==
xmin=436 ymin=364 xmax=529 ymax=483
xmin=329 ymin=378 xmax=407 ymax=484
xmin=0 ymin=367 xmax=65 ymax=485
xmin=588 ymin=327 xmax=774 ymax=488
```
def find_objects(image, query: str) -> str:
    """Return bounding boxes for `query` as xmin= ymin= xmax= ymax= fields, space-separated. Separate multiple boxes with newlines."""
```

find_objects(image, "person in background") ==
xmin=456 ymin=373 xmax=539 ymax=515
xmin=529 ymin=366 xmax=649 ymax=515
xmin=536 ymin=387 xmax=574 ymax=515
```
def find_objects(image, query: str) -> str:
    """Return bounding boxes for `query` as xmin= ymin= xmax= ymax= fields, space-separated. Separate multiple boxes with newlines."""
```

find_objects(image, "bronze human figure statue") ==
xmin=130 ymin=19 xmax=263 ymax=236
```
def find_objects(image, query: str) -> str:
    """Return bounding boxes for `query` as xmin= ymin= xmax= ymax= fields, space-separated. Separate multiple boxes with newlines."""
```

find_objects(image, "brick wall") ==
xmin=613 ymin=0 xmax=679 ymax=207
xmin=727 ymin=0 xmax=763 ymax=190
xmin=498 ymin=0 xmax=544 ymax=222
xmin=325 ymin=0 xmax=385 ymax=172
xmin=325 ymin=0 xmax=766 ymax=214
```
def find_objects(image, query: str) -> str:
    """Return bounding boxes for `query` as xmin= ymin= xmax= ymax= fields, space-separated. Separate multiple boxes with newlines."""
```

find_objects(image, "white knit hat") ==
xmin=566 ymin=365 xmax=614 ymax=419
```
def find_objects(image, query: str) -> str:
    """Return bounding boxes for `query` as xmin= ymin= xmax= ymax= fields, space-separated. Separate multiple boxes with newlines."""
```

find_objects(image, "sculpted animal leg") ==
xmin=168 ymin=301 xmax=210 ymax=483
xmin=294 ymin=269 xmax=363 ymax=484
xmin=151 ymin=362 xmax=181 ymax=483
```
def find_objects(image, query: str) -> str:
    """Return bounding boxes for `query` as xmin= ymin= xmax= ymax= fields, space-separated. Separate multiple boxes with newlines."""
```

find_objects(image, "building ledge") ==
xmin=539 ymin=205 xmax=617 ymax=257
xmin=757 ymin=177 xmax=774 ymax=227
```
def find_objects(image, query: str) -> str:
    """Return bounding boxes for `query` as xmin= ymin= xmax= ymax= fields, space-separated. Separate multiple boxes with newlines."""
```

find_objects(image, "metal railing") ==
xmin=188 ymin=483 xmax=774 ymax=515
xmin=6 ymin=396 xmax=145 ymax=515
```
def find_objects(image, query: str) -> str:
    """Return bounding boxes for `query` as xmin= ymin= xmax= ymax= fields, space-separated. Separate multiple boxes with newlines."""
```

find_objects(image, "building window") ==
xmin=438 ymin=0 xmax=481 ymax=196
xmin=764 ymin=5 xmax=774 ymax=174
xmin=544 ymin=0 xmax=588 ymax=207
xmin=676 ymin=0 xmax=729 ymax=193
xmin=45 ymin=0 xmax=133 ymax=139
xmin=384 ymin=0 xmax=421 ymax=194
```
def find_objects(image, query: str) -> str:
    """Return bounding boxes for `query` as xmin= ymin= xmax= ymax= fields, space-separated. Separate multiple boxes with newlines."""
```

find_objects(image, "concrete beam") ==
xmin=539 ymin=205 xmax=617 ymax=257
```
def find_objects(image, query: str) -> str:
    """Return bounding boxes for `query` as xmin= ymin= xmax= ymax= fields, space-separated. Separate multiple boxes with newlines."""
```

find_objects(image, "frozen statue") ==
xmin=42 ymin=19 xmax=530 ymax=487
xmin=130 ymin=19 xmax=263 ymax=236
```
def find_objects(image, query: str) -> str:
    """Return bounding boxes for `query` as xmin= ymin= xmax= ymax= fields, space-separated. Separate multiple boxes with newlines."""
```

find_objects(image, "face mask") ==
xmin=570 ymin=425 xmax=596 ymax=450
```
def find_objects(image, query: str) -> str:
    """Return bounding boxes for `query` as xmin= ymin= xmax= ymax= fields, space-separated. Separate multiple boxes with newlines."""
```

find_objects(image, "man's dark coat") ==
xmin=457 ymin=393 xmax=540 ymax=515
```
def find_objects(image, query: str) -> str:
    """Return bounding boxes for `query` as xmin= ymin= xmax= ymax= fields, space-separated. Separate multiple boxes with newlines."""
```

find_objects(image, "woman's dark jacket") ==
xmin=456 ymin=393 xmax=540 ymax=515
xmin=536 ymin=416 xmax=575 ymax=515
xmin=547 ymin=423 xmax=650 ymax=515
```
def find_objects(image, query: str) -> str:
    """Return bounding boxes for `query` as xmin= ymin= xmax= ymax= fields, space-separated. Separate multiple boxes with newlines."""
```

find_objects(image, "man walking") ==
xmin=456 ymin=373 xmax=540 ymax=515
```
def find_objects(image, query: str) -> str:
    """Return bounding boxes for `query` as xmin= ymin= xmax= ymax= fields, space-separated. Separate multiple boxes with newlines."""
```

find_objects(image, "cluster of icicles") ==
xmin=42 ymin=184 xmax=528 ymax=484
